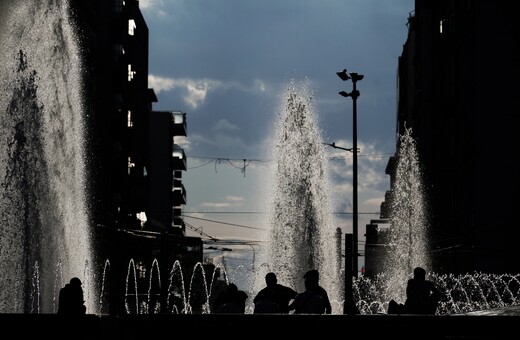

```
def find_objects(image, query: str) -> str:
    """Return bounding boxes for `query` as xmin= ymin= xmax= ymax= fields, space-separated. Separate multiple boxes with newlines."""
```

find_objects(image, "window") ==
xmin=128 ymin=19 xmax=136 ymax=36
xmin=128 ymin=157 xmax=135 ymax=175
xmin=128 ymin=64 xmax=136 ymax=81
xmin=113 ymin=0 xmax=124 ymax=13
xmin=127 ymin=110 xmax=133 ymax=127
xmin=113 ymin=93 xmax=123 ymax=108
xmin=113 ymin=44 xmax=124 ymax=62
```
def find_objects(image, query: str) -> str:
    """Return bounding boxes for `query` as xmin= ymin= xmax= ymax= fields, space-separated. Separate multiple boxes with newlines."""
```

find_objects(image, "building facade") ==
xmin=72 ymin=0 xmax=201 ymax=314
xmin=376 ymin=0 xmax=520 ymax=275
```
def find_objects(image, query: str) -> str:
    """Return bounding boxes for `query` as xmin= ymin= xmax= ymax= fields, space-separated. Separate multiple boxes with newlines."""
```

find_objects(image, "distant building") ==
xmin=72 ymin=0 xmax=202 ymax=315
xmin=376 ymin=0 xmax=520 ymax=275
xmin=147 ymin=110 xmax=187 ymax=234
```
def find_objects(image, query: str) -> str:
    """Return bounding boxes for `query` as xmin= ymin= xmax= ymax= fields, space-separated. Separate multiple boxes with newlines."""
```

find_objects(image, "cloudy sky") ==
xmin=139 ymin=0 xmax=415 ymax=275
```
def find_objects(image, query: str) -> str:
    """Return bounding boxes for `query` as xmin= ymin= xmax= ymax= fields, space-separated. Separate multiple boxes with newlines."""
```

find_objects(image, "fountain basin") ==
xmin=2 ymin=311 xmax=519 ymax=339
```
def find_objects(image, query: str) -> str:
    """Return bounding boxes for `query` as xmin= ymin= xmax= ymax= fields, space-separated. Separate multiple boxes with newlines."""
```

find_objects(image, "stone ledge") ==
xmin=1 ymin=313 xmax=518 ymax=339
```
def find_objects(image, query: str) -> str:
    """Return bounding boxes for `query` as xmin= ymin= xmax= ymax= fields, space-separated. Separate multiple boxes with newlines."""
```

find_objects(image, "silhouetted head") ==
xmin=304 ymin=277 xmax=319 ymax=291
xmin=413 ymin=267 xmax=426 ymax=281
xmin=227 ymin=283 xmax=238 ymax=294
xmin=303 ymin=269 xmax=319 ymax=282
xmin=265 ymin=272 xmax=277 ymax=286
xmin=70 ymin=277 xmax=82 ymax=287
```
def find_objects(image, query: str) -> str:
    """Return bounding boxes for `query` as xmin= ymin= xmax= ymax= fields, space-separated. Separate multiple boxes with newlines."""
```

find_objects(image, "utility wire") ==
xmin=184 ymin=221 xmax=219 ymax=241
xmin=183 ymin=211 xmax=381 ymax=215
xmin=186 ymin=152 xmax=394 ymax=172
xmin=187 ymin=156 xmax=270 ymax=177
xmin=182 ymin=214 xmax=266 ymax=231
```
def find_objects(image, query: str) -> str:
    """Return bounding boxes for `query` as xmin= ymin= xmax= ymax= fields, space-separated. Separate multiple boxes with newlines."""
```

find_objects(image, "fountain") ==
xmin=102 ymin=122 xmax=520 ymax=316
xmin=352 ymin=127 xmax=520 ymax=315
xmin=2 ymin=1 xmax=519 ymax=319
xmin=383 ymin=126 xmax=430 ymax=304
xmin=0 ymin=0 xmax=93 ymax=313
xmin=252 ymin=79 xmax=343 ymax=313
xmin=0 ymin=0 xmax=342 ymax=314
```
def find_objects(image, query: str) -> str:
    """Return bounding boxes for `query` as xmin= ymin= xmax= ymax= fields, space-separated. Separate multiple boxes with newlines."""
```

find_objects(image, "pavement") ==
xmin=2 ymin=306 xmax=520 ymax=339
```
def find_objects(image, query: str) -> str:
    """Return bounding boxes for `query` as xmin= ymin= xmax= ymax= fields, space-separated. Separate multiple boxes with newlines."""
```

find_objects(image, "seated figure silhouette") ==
xmin=57 ymin=277 xmax=86 ymax=315
xmin=388 ymin=267 xmax=440 ymax=314
xmin=302 ymin=269 xmax=332 ymax=314
xmin=288 ymin=277 xmax=326 ymax=314
xmin=253 ymin=272 xmax=297 ymax=314
xmin=253 ymin=286 xmax=281 ymax=314
xmin=214 ymin=282 xmax=248 ymax=313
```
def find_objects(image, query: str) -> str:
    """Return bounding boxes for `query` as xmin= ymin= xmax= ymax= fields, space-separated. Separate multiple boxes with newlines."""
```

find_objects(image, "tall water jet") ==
xmin=256 ymin=79 xmax=342 ymax=312
xmin=384 ymin=126 xmax=430 ymax=302
xmin=0 ymin=1 xmax=93 ymax=313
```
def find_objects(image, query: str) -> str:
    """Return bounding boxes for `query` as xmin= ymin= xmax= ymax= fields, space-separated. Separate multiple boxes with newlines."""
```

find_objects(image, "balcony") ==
xmin=172 ymin=145 xmax=186 ymax=171
xmin=172 ymin=216 xmax=184 ymax=228
xmin=171 ymin=111 xmax=187 ymax=137
xmin=172 ymin=183 xmax=186 ymax=205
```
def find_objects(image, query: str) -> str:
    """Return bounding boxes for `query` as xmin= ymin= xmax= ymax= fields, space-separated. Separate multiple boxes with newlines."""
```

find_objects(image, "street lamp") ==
xmin=337 ymin=68 xmax=363 ymax=279
xmin=323 ymin=142 xmax=354 ymax=152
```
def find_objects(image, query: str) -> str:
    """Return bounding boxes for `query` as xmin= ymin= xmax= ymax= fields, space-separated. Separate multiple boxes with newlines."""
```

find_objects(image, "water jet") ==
xmin=0 ymin=0 xmax=92 ymax=314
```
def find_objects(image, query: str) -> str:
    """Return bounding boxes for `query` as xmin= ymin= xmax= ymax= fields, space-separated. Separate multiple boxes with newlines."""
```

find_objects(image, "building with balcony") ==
xmin=148 ymin=110 xmax=188 ymax=235
xmin=72 ymin=0 xmax=202 ymax=315
xmin=374 ymin=0 xmax=520 ymax=275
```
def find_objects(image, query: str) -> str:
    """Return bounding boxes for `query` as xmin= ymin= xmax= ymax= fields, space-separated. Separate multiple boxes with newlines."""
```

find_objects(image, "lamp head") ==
xmin=350 ymin=72 xmax=364 ymax=82
xmin=336 ymin=69 xmax=351 ymax=81
xmin=338 ymin=90 xmax=360 ymax=99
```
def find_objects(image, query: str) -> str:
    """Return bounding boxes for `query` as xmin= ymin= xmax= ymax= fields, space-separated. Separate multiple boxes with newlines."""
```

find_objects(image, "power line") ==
xmin=186 ymin=153 xmax=395 ymax=172
xmin=184 ymin=221 xmax=219 ymax=241
xmin=188 ymin=153 xmax=394 ymax=162
xmin=183 ymin=211 xmax=381 ymax=215
xmin=189 ymin=155 xmax=269 ymax=163
xmin=181 ymin=214 xmax=266 ymax=231
xmin=186 ymin=156 xmax=270 ymax=177
xmin=203 ymin=239 xmax=265 ymax=246
xmin=183 ymin=211 xmax=264 ymax=214
xmin=184 ymin=219 xmax=266 ymax=246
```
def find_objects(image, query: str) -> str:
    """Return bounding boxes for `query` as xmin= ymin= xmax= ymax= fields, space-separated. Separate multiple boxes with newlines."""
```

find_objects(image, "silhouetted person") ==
xmin=208 ymin=269 xmax=228 ymax=313
xmin=253 ymin=272 xmax=297 ymax=314
xmin=253 ymin=287 xmax=281 ymax=314
xmin=57 ymin=277 xmax=86 ymax=315
xmin=302 ymin=269 xmax=332 ymax=314
xmin=404 ymin=267 xmax=440 ymax=314
xmin=387 ymin=299 xmax=406 ymax=314
xmin=388 ymin=267 xmax=440 ymax=314
xmin=288 ymin=277 xmax=325 ymax=314
xmin=214 ymin=282 xmax=248 ymax=313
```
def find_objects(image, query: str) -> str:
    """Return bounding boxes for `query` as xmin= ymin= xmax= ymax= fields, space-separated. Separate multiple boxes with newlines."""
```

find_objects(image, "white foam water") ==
xmin=0 ymin=0 xmax=93 ymax=313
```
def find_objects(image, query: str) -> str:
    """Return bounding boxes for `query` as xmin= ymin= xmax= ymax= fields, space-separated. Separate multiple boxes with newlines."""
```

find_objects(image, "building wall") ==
xmin=72 ymin=0 xmax=200 ymax=315
xmin=388 ymin=0 xmax=520 ymax=274
xmin=72 ymin=0 xmax=150 ymax=229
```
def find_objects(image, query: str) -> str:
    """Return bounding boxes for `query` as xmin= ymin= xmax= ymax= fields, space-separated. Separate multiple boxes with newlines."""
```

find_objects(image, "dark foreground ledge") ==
xmin=1 ymin=313 xmax=518 ymax=339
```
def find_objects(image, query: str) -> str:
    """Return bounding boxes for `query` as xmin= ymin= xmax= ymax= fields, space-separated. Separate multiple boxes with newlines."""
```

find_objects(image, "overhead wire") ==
xmin=182 ymin=214 xmax=266 ymax=231
xmin=186 ymin=152 xmax=394 ymax=173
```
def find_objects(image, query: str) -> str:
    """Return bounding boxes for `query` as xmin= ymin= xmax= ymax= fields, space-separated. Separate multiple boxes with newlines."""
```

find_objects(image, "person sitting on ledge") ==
xmin=288 ymin=276 xmax=326 ymax=314
xmin=302 ymin=269 xmax=332 ymax=314
xmin=57 ymin=277 xmax=86 ymax=315
xmin=214 ymin=282 xmax=248 ymax=313
xmin=253 ymin=272 xmax=297 ymax=314
xmin=388 ymin=266 xmax=440 ymax=315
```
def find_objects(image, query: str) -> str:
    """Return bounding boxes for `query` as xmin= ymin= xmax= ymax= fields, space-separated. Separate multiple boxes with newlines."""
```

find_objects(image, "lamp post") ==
xmin=337 ymin=69 xmax=363 ymax=278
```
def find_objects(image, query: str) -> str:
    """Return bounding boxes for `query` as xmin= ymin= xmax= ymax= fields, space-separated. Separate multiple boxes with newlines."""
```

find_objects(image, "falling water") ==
xmin=349 ymin=128 xmax=520 ymax=315
xmin=0 ymin=0 xmax=93 ymax=313
xmin=384 ymin=126 xmax=430 ymax=303
xmin=255 ymin=79 xmax=342 ymax=312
